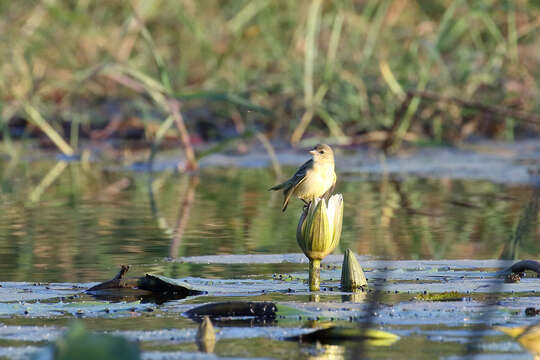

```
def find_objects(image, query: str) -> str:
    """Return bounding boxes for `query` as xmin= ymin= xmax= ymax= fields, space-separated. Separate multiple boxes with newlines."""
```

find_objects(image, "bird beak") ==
xmin=309 ymin=150 xmax=317 ymax=155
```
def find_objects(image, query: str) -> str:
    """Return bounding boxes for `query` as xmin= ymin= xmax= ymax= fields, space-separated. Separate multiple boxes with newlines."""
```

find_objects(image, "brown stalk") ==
xmin=168 ymin=99 xmax=198 ymax=171
xmin=169 ymin=175 xmax=199 ymax=258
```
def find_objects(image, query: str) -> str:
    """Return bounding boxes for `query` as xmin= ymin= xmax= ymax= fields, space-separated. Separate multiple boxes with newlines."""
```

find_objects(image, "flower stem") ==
xmin=309 ymin=259 xmax=321 ymax=291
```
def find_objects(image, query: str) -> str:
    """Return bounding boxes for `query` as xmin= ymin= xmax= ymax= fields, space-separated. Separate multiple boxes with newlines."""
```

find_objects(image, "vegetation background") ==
xmin=2 ymin=0 xmax=540 ymax=161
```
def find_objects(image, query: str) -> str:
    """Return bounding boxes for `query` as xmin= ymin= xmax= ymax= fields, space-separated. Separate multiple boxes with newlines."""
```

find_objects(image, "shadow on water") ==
xmin=88 ymin=292 xmax=193 ymax=305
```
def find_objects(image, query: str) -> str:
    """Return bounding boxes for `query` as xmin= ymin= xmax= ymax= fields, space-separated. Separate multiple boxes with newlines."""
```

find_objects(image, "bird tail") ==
xmin=281 ymin=187 xmax=294 ymax=212
xmin=269 ymin=182 xmax=286 ymax=191
xmin=269 ymin=181 xmax=292 ymax=212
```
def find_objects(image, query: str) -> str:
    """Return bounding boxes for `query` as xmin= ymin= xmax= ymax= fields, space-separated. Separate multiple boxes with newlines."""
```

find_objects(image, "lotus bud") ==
xmin=196 ymin=316 xmax=216 ymax=353
xmin=297 ymin=194 xmax=344 ymax=291
xmin=341 ymin=249 xmax=367 ymax=291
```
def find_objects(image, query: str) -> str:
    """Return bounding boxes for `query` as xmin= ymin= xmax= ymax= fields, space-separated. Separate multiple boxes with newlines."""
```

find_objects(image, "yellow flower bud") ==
xmin=297 ymin=194 xmax=343 ymax=291
xmin=297 ymin=195 xmax=343 ymax=261
xmin=196 ymin=316 xmax=216 ymax=353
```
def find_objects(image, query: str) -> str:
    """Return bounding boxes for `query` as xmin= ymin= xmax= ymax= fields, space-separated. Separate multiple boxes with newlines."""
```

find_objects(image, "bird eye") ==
xmin=319 ymin=150 xmax=324 ymax=154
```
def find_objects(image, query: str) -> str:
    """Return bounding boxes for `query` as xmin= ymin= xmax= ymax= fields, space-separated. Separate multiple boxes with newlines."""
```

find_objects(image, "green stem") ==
xmin=309 ymin=259 xmax=321 ymax=291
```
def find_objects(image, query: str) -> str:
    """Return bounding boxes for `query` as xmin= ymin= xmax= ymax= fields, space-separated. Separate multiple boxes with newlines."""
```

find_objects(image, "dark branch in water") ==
xmin=86 ymin=265 xmax=133 ymax=291
xmin=113 ymin=265 xmax=130 ymax=280
xmin=86 ymin=265 xmax=204 ymax=300
xmin=498 ymin=260 xmax=540 ymax=282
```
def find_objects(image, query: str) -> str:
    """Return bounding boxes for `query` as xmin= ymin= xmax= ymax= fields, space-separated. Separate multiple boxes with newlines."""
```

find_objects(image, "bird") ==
xmin=269 ymin=144 xmax=336 ymax=212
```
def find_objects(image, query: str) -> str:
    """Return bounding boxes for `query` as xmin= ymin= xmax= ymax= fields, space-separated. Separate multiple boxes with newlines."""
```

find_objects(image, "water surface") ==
xmin=0 ymin=150 xmax=538 ymax=359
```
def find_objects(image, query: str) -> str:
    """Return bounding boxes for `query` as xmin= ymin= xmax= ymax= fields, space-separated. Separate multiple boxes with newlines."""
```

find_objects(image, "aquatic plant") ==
xmin=196 ymin=316 xmax=216 ymax=353
xmin=2 ymin=1 xmax=539 ymax=160
xmin=35 ymin=321 xmax=141 ymax=360
xmin=297 ymin=194 xmax=343 ymax=291
xmin=341 ymin=248 xmax=367 ymax=291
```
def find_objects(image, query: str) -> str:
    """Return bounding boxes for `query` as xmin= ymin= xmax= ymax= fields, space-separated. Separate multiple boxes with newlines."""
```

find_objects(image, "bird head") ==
xmin=309 ymin=144 xmax=334 ymax=163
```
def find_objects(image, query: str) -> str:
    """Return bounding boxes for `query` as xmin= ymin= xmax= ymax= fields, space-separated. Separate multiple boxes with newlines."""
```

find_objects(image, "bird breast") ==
xmin=295 ymin=162 xmax=335 ymax=200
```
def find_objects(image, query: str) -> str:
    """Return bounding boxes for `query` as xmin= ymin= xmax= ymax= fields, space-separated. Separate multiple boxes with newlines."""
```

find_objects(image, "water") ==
xmin=0 ymin=149 xmax=539 ymax=359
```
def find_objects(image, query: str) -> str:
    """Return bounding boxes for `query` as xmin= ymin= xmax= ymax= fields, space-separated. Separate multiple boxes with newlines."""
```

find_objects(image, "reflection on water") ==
xmin=305 ymin=343 xmax=345 ymax=360
xmin=0 ymin=159 xmax=538 ymax=282
xmin=341 ymin=291 xmax=367 ymax=303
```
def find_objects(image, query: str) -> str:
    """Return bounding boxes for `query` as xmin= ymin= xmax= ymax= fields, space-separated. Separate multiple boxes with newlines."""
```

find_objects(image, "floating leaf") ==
xmin=287 ymin=326 xmax=399 ymax=346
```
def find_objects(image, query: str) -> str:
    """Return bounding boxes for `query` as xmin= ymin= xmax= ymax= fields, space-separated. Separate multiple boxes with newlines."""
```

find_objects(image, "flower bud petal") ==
xmin=197 ymin=316 xmax=216 ymax=353
xmin=341 ymin=248 xmax=367 ymax=291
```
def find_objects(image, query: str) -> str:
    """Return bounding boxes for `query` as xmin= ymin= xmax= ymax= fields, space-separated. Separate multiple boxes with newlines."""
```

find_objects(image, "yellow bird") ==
xmin=269 ymin=144 xmax=336 ymax=212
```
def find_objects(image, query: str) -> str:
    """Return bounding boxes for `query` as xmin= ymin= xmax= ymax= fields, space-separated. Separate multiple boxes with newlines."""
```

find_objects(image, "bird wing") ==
xmin=269 ymin=160 xmax=310 ymax=191
xmin=281 ymin=159 xmax=312 ymax=212
xmin=322 ymin=171 xmax=336 ymax=201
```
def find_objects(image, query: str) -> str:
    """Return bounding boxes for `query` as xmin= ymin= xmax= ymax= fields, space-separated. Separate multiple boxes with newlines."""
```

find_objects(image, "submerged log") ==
xmin=499 ymin=260 xmax=540 ymax=283
xmin=506 ymin=260 xmax=540 ymax=276
xmin=184 ymin=301 xmax=277 ymax=319
xmin=86 ymin=265 xmax=205 ymax=300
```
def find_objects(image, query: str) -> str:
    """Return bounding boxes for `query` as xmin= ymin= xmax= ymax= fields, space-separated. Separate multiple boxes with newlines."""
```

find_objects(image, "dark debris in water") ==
xmin=86 ymin=265 xmax=205 ymax=303
xmin=184 ymin=301 xmax=277 ymax=321
xmin=501 ymin=260 xmax=540 ymax=284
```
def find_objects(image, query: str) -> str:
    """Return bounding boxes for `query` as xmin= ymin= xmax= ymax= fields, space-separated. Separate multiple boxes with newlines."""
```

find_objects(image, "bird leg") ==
xmin=302 ymin=199 xmax=311 ymax=211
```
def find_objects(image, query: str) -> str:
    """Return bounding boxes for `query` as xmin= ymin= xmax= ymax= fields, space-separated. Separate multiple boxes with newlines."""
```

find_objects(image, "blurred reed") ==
xmin=0 ymin=0 xmax=539 ymax=156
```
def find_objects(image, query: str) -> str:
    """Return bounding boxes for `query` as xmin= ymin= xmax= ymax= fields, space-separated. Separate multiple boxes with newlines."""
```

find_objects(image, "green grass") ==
xmin=1 ymin=0 xmax=539 ymax=155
